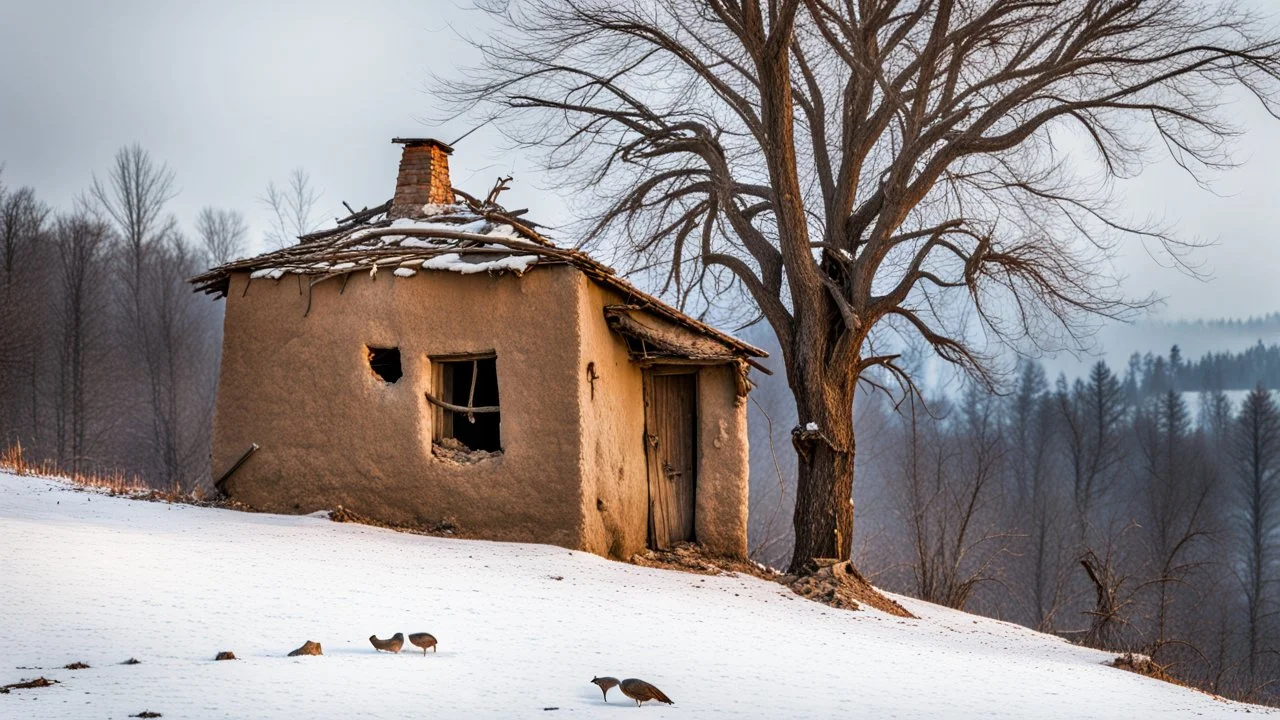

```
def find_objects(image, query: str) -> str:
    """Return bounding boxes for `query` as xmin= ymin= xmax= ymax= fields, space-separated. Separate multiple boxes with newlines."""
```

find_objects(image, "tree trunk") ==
xmin=787 ymin=374 xmax=856 ymax=573
xmin=1081 ymin=551 xmax=1121 ymax=650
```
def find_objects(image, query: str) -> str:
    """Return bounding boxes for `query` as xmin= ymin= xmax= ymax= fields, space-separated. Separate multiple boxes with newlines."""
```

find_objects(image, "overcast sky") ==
xmin=1 ymin=0 xmax=1278 ymax=331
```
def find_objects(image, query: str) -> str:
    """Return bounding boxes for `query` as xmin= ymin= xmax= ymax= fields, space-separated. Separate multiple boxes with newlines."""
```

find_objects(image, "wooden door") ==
xmin=644 ymin=371 xmax=698 ymax=549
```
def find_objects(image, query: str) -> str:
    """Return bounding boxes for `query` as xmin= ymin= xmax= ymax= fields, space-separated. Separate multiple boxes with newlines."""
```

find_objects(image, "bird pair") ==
xmin=591 ymin=677 xmax=674 ymax=707
xmin=369 ymin=632 xmax=437 ymax=654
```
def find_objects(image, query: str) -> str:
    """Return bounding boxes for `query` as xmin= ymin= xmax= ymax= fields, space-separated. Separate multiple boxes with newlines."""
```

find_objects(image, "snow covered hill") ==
xmin=0 ymin=472 xmax=1269 ymax=719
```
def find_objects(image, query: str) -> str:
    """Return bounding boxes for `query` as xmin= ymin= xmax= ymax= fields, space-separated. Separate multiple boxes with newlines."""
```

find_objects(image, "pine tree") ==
xmin=1232 ymin=385 xmax=1280 ymax=684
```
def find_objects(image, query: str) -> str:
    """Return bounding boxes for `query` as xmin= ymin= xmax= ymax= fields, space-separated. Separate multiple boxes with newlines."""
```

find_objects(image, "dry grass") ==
xmin=1107 ymin=652 xmax=1247 ymax=704
xmin=0 ymin=442 xmax=203 ymax=503
xmin=1112 ymin=653 xmax=1177 ymax=683
xmin=0 ymin=442 xmax=34 ymax=476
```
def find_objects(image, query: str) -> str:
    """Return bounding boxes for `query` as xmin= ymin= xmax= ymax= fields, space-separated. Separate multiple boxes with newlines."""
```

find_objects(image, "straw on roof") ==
xmin=189 ymin=189 xmax=768 ymax=368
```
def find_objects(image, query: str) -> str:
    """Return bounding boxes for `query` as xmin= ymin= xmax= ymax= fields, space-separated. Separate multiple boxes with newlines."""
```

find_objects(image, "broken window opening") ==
xmin=367 ymin=346 xmax=403 ymax=383
xmin=430 ymin=355 xmax=501 ymax=452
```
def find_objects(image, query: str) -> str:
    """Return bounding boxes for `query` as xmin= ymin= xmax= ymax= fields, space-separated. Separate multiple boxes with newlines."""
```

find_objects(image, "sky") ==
xmin=0 ymin=1 xmax=554 ymax=249
xmin=1 ymin=0 xmax=1278 ymax=333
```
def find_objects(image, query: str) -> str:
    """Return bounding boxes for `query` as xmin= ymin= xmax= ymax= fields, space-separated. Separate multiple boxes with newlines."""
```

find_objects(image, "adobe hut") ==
xmin=192 ymin=138 xmax=766 ymax=559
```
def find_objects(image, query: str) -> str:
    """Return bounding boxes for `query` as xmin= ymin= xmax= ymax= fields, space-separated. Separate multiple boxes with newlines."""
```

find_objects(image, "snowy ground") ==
xmin=0 ymin=472 xmax=1271 ymax=719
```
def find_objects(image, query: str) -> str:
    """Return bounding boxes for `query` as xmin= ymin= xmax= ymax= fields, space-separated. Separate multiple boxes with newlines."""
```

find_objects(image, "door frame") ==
xmin=642 ymin=367 xmax=699 ymax=550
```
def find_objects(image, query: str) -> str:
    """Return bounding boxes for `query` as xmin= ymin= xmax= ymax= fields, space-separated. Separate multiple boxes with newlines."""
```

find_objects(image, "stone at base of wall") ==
xmin=629 ymin=541 xmax=773 ymax=578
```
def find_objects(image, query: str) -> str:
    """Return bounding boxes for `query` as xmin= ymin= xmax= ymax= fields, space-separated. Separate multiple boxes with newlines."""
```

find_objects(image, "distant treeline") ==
xmin=0 ymin=146 xmax=321 ymax=491
xmin=1123 ymin=341 xmax=1280 ymax=397
xmin=0 ymin=147 xmax=234 ymax=491
xmin=1151 ymin=313 xmax=1280 ymax=333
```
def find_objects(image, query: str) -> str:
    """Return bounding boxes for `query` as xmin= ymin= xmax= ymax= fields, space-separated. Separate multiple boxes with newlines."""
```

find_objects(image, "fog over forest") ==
xmin=1041 ymin=314 xmax=1280 ymax=380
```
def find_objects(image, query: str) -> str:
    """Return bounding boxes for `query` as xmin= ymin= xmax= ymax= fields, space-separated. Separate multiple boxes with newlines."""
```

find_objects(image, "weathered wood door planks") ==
xmin=644 ymin=371 xmax=698 ymax=549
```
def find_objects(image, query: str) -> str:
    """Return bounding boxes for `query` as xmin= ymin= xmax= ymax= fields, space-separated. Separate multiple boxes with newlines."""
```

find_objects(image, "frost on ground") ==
xmin=0 ymin=472 xmax=1270 ymax=719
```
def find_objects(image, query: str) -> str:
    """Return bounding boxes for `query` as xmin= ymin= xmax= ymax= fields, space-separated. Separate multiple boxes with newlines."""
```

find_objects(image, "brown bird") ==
xmin=619 ymin=678 xmax=674 ymax=707
xmin=407 ymin=632 xmax=437 ymax=654
xmin=591 ymin=676 xmax=619 ymax=701
xmin=369 ymin=633 xmax=404 ymax=653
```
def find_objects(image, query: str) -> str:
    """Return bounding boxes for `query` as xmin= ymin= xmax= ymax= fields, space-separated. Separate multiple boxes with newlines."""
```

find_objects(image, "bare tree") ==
xmin=133 ymin=232 xmax=220 ymax=491
xmin=88 ymin=143 xmax=179 ymax=360
xmin=2 ymin=158 xmax=223 ymax=491
xmin=89 ymin=145 xmax=196 ymax=484
xmin=1058 ymin=361 xmax=1127 ymax=521
xmin=1009 ymin=361 xmax=1071 ymax=630
xmin=1136 ymin=390 xmax=1214 ymax=661
xmin=0 ymin=174 xmax=51 ymax=445
xmin=443 ymin=0 xmax=1280 ymax=571
xmin=1200 ymin=385 xmax=1234 ymax=439
xmin=1 ymin=180 xmax=50 ymax=282
xmin=195 ymin=207 xmax=248 ymax=266
xmin=50 ymin=213 xmax=112 ymax=472
xmin=1231 ymin=385 xmax=1280 ymax=685
xmin=900 ymin=385 xmax=1009 ymax=610
xmin=263 ymin=169 xmax=321 ymax=249
xmin=89 ymin=144 xmax=177 ymax=288
xmin=1080 ymin=537 xmax=1133 ymax=650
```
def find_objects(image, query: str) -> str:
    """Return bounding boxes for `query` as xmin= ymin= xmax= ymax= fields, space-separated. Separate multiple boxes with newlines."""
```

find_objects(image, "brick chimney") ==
xmin=389 ymin=137 xmax=454 ymax=219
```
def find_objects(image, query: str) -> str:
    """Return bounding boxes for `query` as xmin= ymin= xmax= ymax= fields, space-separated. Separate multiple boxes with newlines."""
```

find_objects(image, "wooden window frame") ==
xmin=427 ymin=351 xmax=500 ymax=448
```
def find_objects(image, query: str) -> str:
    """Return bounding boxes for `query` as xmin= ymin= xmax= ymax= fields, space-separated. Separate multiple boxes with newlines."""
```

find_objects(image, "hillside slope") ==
xmin=0 ymin=473 xmax=1268 ymax=719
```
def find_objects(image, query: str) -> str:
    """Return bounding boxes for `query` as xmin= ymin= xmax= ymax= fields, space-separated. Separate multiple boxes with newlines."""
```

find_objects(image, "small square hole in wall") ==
xmin=430 ymin=355 xmax=501 ymax=452
xmin=367 ymin=346 xmax=402 ymax=383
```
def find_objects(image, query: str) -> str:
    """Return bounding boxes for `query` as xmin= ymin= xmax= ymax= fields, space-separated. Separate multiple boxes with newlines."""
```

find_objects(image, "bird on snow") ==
xmin=591 ymin=676 xmax=619 ymax=701
xmin=369 ymin=633 xmax=404 ymax=653
xmin=408 ymin=632 xmax=437 ymax=654
xmin=619 ymin=678 xmax=674 ymax=707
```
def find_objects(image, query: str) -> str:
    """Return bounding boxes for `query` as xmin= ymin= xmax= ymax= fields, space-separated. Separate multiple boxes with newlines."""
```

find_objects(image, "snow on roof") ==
xmin=196 ymin=201 xmax=548 ymax=288
xmin=189 ymin=191 xmax=766 ymax=361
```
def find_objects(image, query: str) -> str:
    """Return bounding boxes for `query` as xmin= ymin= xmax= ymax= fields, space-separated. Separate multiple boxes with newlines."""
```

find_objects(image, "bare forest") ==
xmin=0 ymin=146 xmax=327 ymax=491
xmin=749 ymin=329 xmax=1280 ymax=702
xmin=0 ymin=148 xmax=229 ymax=492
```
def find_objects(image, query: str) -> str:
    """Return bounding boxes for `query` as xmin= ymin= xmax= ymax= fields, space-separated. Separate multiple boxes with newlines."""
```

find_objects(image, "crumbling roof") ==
xmin=189 ymin=191 xmax=767 ymax=366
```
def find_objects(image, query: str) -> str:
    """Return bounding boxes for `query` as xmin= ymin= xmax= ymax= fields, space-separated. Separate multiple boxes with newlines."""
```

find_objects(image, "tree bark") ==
xmin=787 ymin=363 xmax=856 ymax=573
xmin=790 ymin=438 xmax=855 ymax=572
